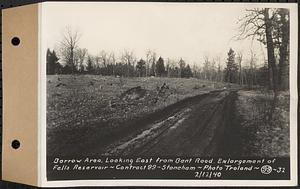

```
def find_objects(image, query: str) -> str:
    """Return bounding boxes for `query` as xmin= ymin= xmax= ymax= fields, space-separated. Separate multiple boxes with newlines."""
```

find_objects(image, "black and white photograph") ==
xmin=42 ymin=2 xmax=297 ymax=185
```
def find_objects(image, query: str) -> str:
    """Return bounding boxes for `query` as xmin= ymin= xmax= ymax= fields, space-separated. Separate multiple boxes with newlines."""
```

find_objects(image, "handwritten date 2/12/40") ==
xmin=195 ymin=171 xmax=222 ymax=179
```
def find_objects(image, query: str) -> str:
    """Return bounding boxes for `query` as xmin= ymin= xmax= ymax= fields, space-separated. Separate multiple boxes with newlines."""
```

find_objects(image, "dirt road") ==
xmin=48 ymin=89 xmax=241 ymax=157
xmin=95 ymin=89 xmax=240 ymax=156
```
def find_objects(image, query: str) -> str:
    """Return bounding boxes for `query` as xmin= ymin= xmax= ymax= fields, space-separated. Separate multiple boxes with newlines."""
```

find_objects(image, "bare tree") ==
xmin=59 ymin=27 xmax=81 ymax=74
xmin=121 ymin=50 xmax=136 ymax=77
xmin=264 ymin=8 xmax=278 ymax=93
xmin=211 ymin=58 xmax=217 ymax=81
xmin=108 ymin=52 xmax=116 ymax=75
xmin=217 ymin=62 xmax=222 ymax=82
xmin=237 ymin=8 xmax=278 ymax=94
xmin=86 ymin=54 xmax=94 ymax=74
xmin=99 ymin=50 xmax=108 ymax=68
xmin=145 ymin=49 xmax=157 ymax=77
xmin=167 ymin=58 xmax=178 ymax=78
xmin=75 ymin=48 xmax=87 ymax=73
xmin=249 ymin=50 xmax=257 ymax=89
xmin=165 ymin=58 xmax=170 ymax=77
xmin=236 ymin=52 xmax=243 ymax=85
xmin=215 ymin=56 xmax=223 ymax=82
xmin=94 ymin=55 xmax=101 ymax=74
xmin=178 ymin=58 xmax=186 ymax=78
xmin=145 ymin=50 xmax=151 ymax=77
xmin=277 ymin=9 xmax=290 ymax=90
xmin=203 ymin=55 xmax=210 ymax=80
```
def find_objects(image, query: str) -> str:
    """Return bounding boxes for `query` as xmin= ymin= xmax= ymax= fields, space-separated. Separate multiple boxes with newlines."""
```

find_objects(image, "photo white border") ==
xmin=38 ymin=2 xmax=298 ymax=187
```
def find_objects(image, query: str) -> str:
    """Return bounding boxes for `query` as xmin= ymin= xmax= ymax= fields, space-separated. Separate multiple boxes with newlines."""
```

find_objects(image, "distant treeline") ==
xmin=47 ymin=47 xmax=269 ymax=89
xmin=47 ymin=49 xmax=193 ymax=78
xmin=47 ymin=8 xmax=289 ymax=92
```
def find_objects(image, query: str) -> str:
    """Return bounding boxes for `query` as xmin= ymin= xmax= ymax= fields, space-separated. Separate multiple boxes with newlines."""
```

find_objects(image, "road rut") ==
xmin=101 ymin=90 xmax=238 ymax=156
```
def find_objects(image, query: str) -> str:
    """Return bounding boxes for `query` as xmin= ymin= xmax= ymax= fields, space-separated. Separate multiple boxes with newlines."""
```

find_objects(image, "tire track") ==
xmin=103 ymin=108 xmax=192 ymax=155
xmin=139 ymin=92 xmax=228 ymax=156
xmin=102 ymin=90 xmax=234 ymax=156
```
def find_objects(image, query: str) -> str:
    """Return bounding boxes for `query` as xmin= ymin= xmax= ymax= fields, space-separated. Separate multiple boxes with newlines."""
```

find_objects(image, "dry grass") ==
xmin=236 ymin=90 xmax=290 ymax=157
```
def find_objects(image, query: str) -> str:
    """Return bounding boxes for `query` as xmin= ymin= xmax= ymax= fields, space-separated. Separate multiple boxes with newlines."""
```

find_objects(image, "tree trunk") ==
xmin=264 ymin=8 xmax=278 ymax=94
xmin=70 ymin=47 xmax=74 ymax=74
xmin=239 ymin=62 xmax=242 ymax=85
xmin=278 ymin=8 xmax=289 ymax=91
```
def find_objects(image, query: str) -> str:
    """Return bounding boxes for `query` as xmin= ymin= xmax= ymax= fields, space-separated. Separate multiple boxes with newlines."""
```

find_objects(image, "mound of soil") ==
xmin=121 ymin=86 xmax=147 ymax=101
xmin=56 ymin=83 xmax=67 ymax=87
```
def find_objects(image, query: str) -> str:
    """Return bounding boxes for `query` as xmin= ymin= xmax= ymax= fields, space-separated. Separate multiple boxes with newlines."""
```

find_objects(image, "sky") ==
xmin=42 ymin=2 xmax=269 ymax=67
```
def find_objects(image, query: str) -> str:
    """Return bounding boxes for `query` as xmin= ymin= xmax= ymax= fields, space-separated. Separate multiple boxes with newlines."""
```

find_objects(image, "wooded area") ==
xmin=47 ymin=8 xmax=289 ymax=92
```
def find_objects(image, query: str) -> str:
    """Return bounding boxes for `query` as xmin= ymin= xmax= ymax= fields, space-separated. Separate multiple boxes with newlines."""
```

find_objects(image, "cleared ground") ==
xmin=47 ymin=75 xmax=227 ymax=156
xmin=47 ymin=75 xmax=289 ymax=157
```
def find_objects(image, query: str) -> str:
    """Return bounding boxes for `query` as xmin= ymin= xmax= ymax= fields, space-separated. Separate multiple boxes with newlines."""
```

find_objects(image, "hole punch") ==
xmin=11 ymin=37 xmax=20 ymax=46
xmin=11 ymin=140 xmax=20 ymax=149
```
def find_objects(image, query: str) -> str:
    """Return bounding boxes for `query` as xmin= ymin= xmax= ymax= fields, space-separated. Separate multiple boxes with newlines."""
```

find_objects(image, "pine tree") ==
xmin=136 ymin=59 xmax=146 ymax=77
xmin=224 ymin=48 xmax=238 ymax=83
xmin=150 ymin=61 xmax=156 ymax=76
xmin=155 ymin=57 xmax=166 ymax=77
xmin=178 ymin=58 xmax=186 ymax=78
xmin=47 ymin=48 xmax=59 ymax=75
xmin=183 ymin=64 xmax=193 ymax=78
